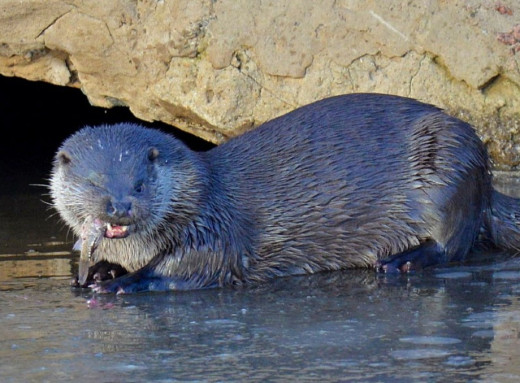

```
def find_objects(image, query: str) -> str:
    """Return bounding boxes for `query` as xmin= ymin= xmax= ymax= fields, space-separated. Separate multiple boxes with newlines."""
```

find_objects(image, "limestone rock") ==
xmin=1 ymin=0 xmax=519 ymax=167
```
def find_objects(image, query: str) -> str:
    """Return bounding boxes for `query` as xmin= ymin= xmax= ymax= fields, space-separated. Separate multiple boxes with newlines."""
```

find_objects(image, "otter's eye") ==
xmin=148 ymin=147 xmax=159 ymax=161
xmin=134 ymin=181 xmax=145 ymax=194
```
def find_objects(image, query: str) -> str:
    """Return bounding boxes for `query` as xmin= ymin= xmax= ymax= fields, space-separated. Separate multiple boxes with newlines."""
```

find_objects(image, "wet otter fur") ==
xmin=50 ymin=93 xmax=520 ymax=293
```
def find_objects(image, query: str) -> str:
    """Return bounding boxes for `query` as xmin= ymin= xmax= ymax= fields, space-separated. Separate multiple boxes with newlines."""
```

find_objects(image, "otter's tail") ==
xmin=485 ymin=189 xmax=520 ymax=251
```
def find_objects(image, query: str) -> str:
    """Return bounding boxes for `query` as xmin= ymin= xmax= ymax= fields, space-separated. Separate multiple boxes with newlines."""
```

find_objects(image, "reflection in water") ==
xmin=1 ymin=262 xmax=520 ymax=382
xmin=0 ymin=176 xmax=520 ymax=382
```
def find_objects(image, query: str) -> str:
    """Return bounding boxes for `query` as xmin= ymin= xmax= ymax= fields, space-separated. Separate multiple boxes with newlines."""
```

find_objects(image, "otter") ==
xmin=50 ymin=93 xmax=520 ymax=294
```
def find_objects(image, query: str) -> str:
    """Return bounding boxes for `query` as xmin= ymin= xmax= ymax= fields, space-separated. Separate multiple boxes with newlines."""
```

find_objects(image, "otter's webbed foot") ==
xmin=71 ymin=260 xmax=128 ymax=288
xmin=376 ymin=240 xmax=446 ymax=274
xmin=376 ymin=260 xmax=413 ymax=273
xmin=91 ymin=267 xmax=197 ymax=294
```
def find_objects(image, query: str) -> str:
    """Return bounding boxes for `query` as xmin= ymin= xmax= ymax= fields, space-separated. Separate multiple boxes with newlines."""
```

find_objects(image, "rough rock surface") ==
xmin=1 ymin=0 xmax=519 ymax=167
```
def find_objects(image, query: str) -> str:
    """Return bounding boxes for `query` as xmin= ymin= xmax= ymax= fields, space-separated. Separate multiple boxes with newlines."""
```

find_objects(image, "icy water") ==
xmin=1 ymin=175 xmax=520 ymax=382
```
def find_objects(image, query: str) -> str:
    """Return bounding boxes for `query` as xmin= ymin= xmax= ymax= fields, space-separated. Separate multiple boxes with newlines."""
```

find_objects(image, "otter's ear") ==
xmin=148 ymin=147 xmax=159 ymax=161
xmin=56 ymin=150 xmax=72 ymax=165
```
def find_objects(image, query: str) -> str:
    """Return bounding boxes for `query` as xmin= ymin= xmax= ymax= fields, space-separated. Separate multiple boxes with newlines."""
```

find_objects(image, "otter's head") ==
xmin=50 ymin=123 xmax=207 ymax=243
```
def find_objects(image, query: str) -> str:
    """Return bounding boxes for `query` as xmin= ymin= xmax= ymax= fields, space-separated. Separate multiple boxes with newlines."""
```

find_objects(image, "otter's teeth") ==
xmin=105 ymin=223 xmax=129 ymax=238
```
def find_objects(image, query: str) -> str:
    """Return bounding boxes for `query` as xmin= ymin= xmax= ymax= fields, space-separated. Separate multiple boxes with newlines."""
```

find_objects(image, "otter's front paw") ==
xmin=91 ymin=268 xmax=194 ymax=294
xmin=91 ymin=279 xmax=128 ymax=295
xmin=71 ymin=260 xmax=128 ymax=288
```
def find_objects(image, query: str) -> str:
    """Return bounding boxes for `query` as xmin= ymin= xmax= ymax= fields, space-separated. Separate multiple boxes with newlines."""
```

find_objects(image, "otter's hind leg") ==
xmin=377 ymin=172 xmax=485 ymax=274
xmin=385 ymin=113 xmax=489 ymax=272
xmin=376 ymin=240 xmax=446 ymax=273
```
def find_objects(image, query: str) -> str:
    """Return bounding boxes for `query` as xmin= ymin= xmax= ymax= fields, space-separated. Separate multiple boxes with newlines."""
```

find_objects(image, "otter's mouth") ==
xmin=105 ymin=223 xmax=130 ymax=239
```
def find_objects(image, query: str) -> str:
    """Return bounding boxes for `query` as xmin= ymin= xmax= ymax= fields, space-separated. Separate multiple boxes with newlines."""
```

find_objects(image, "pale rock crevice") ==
xmin=1 ymin=0 xmax=519 ymax=167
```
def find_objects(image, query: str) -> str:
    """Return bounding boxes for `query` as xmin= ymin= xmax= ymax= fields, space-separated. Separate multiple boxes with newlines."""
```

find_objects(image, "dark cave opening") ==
xmin=0 ymin=75 xmax=213 ymax=194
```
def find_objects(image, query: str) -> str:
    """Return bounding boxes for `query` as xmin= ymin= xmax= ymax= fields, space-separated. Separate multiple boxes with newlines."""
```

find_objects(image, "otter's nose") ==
xmin=106 ymin=200 xmax=132 ymax=219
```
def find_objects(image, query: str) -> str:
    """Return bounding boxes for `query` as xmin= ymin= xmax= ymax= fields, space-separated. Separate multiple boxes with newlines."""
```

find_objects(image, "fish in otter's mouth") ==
xmin=75 ymin=218 xmax=130 ymax=284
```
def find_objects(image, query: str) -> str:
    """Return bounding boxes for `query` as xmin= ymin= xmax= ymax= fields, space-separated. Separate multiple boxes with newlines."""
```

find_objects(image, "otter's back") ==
xmin=208 ymin=93 xmax=490 ymax=277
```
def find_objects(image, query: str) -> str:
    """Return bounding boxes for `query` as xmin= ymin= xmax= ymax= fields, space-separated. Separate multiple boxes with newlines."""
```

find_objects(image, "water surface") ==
xmin=1 ymin=174 xmax=520 ymax=382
